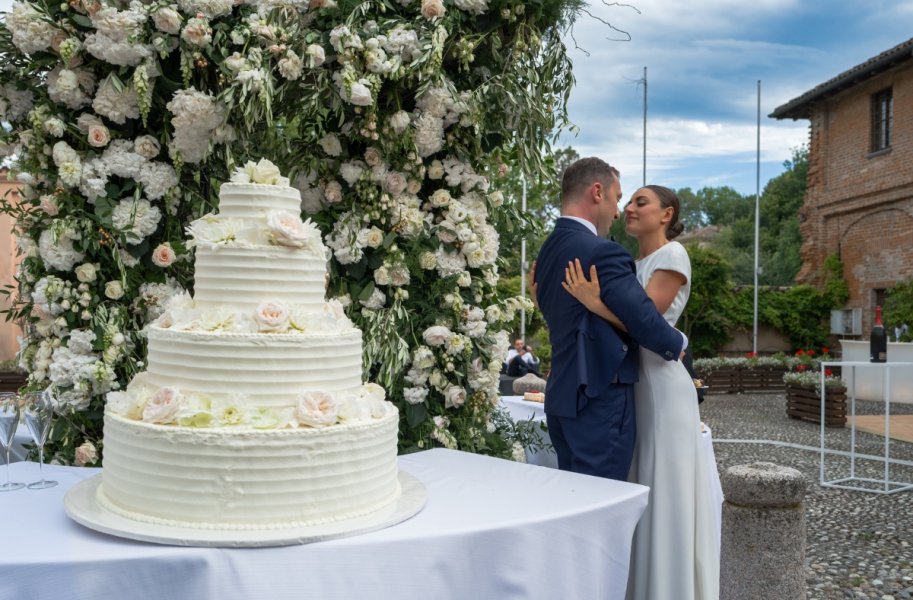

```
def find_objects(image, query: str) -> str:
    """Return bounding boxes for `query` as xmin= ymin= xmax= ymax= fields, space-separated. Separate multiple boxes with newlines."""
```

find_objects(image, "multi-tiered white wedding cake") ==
xmin=98 ymin=160 xmax=401 ymax=531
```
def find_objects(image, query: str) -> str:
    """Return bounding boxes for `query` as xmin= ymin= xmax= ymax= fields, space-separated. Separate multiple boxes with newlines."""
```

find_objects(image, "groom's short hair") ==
xmin=561 ymin=158 xmax=619 ymax=204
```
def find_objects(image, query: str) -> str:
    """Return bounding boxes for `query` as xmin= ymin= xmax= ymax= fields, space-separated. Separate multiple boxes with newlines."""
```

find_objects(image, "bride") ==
xmin=533 ymin=185 xmax=720 ymax=600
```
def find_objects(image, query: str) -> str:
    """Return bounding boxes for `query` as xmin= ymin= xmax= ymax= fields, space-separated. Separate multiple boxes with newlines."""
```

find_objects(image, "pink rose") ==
xmin=74 ymin=441 xmax=98 ymax=466
xmin=256 ymin=301 xmax=290 ymax=332
xmin=142 ymin=387 xmax=182 ymax=424
xmin=363 ymin=147 xmax=382 ymax=167
xmin=151 ymin=243 xmax=176 ymax=267
xmin=421 ymin=0 xmax=446 ymax=19
xmin=384 ymin=172 xmax=407 ymax=196
xmin=295 ymin=391 xmax=339 ymax=427
xmin=87 ymin=124 xmax=110 ymax=148
xmin=39 ymin=195 xmax=59 ymax=216
xmin=324 ymin=181 xmax=343 ymax=204
xmin=266 ymin=211 xmax=309 ymax=247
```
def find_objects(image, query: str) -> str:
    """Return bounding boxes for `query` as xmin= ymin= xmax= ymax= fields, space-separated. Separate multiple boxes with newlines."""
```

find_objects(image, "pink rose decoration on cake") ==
xmin=295 ymin=391 xmax=339 ymax=427
xmin=142 ymin=387 xmax=183 ymax=424
xmin=266 ymin=211 xmax=309 ymax=248
xmin=255 ymin=301 xmax=290 ymax=332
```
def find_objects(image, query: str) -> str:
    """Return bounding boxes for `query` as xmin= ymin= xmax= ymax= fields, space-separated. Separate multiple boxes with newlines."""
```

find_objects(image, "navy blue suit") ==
xmin=536 ymin=218 xmax=684 ymax=479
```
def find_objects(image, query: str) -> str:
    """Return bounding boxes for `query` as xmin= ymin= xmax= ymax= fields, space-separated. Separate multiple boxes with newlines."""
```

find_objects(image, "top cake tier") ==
xmin=217 ymin=183 xmax=302 ymax=220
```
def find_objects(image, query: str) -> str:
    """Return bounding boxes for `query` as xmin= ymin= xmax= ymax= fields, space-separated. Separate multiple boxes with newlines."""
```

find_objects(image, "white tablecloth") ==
xmin=9 ymin=428 xmax=29 ymax=462
xmin=501 ymin=395 xmax=724 ymax=551
xmin=0 ymin=448 xmax=649 ymax=600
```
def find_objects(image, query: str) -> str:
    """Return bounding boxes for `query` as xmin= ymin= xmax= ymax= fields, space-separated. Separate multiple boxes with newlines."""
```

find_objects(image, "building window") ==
xmin=871 ymin=88 xmax=893 ymax=152
xmin=874 ymin=288 xmax=887 ymax=311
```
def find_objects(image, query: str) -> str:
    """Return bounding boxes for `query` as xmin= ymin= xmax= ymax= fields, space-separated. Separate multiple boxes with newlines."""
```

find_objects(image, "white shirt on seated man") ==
xmin=505 ymin=338 xmax=539 ymax=367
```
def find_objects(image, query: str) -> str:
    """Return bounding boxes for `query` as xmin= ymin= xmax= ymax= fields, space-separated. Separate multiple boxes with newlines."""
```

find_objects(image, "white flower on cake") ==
xmin=335 ymin=392 xmax=368 ymax=423
xmin=199 ymin=308 xmax=234 ymax=331
xmin=186 ymin=214 xmax=238 ymax=245
xmin=175 ymin=395 xmax=214 ymax=428
xmin=231 ymin=158 xmax=289 ymax=186
xmin=255 ymin=301 xmax=290 ymax=332
xmin=296 ymin=391 xmax=339 ymax=427
xmin=142 ymin=386 xmax=183 ymax=424
xmin=266 ymin=211 xmax=316 ymax=248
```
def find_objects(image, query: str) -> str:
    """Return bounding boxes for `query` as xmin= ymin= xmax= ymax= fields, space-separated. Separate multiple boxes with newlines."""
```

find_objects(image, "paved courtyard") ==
xmin=701 ymin=393 xmax=913 ymax=599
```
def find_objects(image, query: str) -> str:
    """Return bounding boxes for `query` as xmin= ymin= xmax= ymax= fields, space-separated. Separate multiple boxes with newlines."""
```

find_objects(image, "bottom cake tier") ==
xmin=99 ymin=406 xmax=401 ymax=530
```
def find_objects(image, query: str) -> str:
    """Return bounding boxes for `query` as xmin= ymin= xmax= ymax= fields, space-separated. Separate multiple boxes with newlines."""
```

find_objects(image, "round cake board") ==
xmin=64 ymin=472 xmax=426 ymax=548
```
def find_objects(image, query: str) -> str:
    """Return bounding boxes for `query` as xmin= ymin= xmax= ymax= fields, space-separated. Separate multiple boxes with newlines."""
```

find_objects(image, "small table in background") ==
xmin=819 ymin=361 xmax=913 ymax=495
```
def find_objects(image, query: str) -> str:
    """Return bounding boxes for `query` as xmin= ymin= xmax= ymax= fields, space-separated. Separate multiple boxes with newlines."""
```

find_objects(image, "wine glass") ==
xmin=0 ymin=393 xmax=25 ymax=492
xmin=23 ymin=389 xmax=57 ymax=490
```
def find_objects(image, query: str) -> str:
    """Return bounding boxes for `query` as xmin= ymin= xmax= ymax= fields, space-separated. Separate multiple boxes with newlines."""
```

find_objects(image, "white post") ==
xmin=519 ymin=173 xmax=528 ymax=342
xmin=753 ymin=80 xmax=761 ymax=355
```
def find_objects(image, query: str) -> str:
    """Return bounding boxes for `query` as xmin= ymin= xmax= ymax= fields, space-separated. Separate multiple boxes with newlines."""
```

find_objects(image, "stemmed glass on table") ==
xmin=23 ymin=389 xmax=58 ymax=489
xmin=0 ymin=392 xmax=25 ymax=491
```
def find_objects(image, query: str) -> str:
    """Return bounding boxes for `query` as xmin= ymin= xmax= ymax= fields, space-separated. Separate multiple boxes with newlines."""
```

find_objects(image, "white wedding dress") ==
xmin=626 ymin=241 xmax=720 ymax=600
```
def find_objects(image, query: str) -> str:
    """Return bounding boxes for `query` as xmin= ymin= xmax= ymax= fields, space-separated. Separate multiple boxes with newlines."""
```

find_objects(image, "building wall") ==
xmin=797 ymin=61 xmax=913 ymax=333
xmin=0 ymin=178 xmax=22 ymax=362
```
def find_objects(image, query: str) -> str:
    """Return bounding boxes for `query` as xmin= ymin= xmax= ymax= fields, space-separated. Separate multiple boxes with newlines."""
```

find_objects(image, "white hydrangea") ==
xmin=92 ymin=76 xmax=140 ymax=124
xmin=278 ymin=50 xmax=303 ymax=80
xmin=47 ymin=66 xmax=96 ymax=110
xmin=339 ymin=160 xmax=366 ymax=186
xmin=137 ymin=161 xmax=179 ymax=200
xmin=403 ymin=387 xmax=428 ymax=405
xmin=177 ymin=0 xmax=234 ymax=18
xmin=38 ymin=229 xmax=86 ymax=272
xmin=435 ymin=247 xmax=467 ymax=277
xmin=102 ymin=140 xmax=145 ymax=179
xmin=0 ymin=83 xmax=35 ymax=123
xmin=382 ymin=27 xmax=421 ymax=62
xmin=79 ymin=158 xmax=109 ymax=202
xmin=5 ymin=2 xmax=57 ymax=55
xmin=67 ymin=329 xmax=97 ymax=355
xmin=413 ymin=112 xmax=444 ymax=158
xmin=111 ymin=198 xmax=162 ymax=244
xmin=360 ymin=288 xmax=386 ymax=310
xmin=166 ymin=88 xmax=226 ymax=163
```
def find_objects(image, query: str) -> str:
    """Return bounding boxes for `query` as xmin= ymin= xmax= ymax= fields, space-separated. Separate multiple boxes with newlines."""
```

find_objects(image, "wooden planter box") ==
xmin=0 ymin=369 xmax=28 ymax=394
xmin=696 ymin=366 xmax=789 ymax=394
xmin=785 ymin=383 xmax=847 ymax=427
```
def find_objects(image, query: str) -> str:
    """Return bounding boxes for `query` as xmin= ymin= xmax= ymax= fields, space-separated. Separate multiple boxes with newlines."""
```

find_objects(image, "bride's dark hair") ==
xmin=645 ymin=185 xmax=684 ymax=240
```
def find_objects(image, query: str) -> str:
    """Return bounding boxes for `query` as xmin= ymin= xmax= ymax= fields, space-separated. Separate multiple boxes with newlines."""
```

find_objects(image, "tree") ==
xmin=679 ymin=244 xmax=737 ymax=357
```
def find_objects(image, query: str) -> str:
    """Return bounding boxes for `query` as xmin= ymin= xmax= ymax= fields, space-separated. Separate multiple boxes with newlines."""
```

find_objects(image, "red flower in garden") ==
xmin=806 ymin=350 xmax=816 ymax=357
xmin=745 ymin=351 xmax=758 ymax=358
xmin=796 ymin=364 xmax=808 ymax=372
xmin=825 ymin=369 xmax=834 ymax=376
xmin=822 ymin=346 xmax=830 ymax=355
xmin=795 ymin=349 xmax=806 ymax=356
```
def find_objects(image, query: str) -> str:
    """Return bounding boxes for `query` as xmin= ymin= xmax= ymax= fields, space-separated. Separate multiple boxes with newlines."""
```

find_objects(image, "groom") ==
xmin=534 ymin=158 xmax=687 ymax=480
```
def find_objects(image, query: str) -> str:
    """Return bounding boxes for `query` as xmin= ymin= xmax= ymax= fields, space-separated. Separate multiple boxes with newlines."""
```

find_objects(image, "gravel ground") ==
xmin=701 ymin=393 xmax=913 ymax=599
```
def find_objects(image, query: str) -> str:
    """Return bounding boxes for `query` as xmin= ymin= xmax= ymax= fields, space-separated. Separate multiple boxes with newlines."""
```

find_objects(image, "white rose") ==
xmin=335 ymin=393 xmax=368 ymax=423
xmin=152 ymin=7 xmax=182 ymax=35
xmin=359 ymin=383 xmax=386 ymax=404
xmin=444 ymin=386 xmax=466 ymax=409
xmin=457 ymin=271 xmax=472 ymax=287
xmin=44 ymin=118 xmax=65 ymax=137
xmin=249 ymin=158 xmax=282 ymax=185
xmin=427 ymin=160 xmax=445 ymax=179
xmin=349 ymin=80 xmax=373 ymax=106
xmin=134 ymin=135 xmax=161 ymax=159
xmin=489 ymin=190 xmax=504 ymax=207
xmin=389 ymin=110 xmax=410 ymax=133
xmin=75 ymin=263 xmax=97 ymax=283
xmin=142 ymin=387 xmax=183 ymax=424
xmin=295 ymin=391 xmax=339 ymax=427
xmin=255 ymin=301 xmax=290 ymax=332
xmin=384 ymin=172 xmax=407 ymax=196
xmin=374 ymin=265 xmax=391 ymax=286
xmin=363 ymin=226 xmax=384 ymax=248
xmin=421 ymin=0 xmax=446 ymax=19
xmin=266 ymin=211 xmax=310 ymax=248
xmin=305 ymin=44 xmax=326 ymax=68
xmin=151 ymin=243 xmax=176 ymax=267
xmin=318 ymin=133 xmax=342 ymax=156
xmin=423 ymin=325 xmax=452 ymax=347
xmin=104 ymin=280 xmax=124 ymax=300
xmin=224 ymin=52 xmax=248 ymax=72
xmin=364 ymin=147 xmax=382 ymax=167
xmin=419 ymin=251 xmax=437 ymax=270
xmin=430 ymin=189 xmax=451 ymax=207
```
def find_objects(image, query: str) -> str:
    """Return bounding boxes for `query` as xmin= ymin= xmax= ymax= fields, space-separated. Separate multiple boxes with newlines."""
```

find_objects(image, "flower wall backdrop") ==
xmin=0 ymin=0 xmax=582 ymax=464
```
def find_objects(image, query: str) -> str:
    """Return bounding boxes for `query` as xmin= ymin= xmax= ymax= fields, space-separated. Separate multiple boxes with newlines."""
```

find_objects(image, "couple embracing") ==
xmin=530 ymin=158 xmax=720 ymax=600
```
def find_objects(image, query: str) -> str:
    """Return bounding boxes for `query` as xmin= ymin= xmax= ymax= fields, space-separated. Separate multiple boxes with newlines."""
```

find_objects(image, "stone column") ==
xmin=720 ymin=462 xmax=807 ymax=600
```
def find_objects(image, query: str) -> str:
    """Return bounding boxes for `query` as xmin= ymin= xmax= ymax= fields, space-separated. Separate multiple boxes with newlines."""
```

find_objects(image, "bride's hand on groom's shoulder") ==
xmin=562 ymin=259 xmax=602 ymax=310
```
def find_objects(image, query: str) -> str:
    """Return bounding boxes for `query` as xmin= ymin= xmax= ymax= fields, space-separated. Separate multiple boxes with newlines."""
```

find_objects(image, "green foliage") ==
xmin=679 ymin=244 xmax=737 ymax=357
xmin=822 ymin=253 xmax=850 ymax=307
xmin=885 ymin=280 xmax=913 ymax=341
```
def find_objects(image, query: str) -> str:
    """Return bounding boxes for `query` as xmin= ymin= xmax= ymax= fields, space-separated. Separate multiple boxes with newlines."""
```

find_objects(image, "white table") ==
xmin=820 ymin=361 xmax=913 ymax=494
xmin=500 ymin=395 xmax=724 ymax=551
xmin=9 ymin=428 xmax=29 ymax=462
xmin=0 ymin=448 xmax=649 ymax=600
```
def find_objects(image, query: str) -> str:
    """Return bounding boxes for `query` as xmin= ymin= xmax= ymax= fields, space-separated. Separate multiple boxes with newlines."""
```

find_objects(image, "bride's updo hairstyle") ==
xmin=645 ymin=185 xmax=684 ymax=240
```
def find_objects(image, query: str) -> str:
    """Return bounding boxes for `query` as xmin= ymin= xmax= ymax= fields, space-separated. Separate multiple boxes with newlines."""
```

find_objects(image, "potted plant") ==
xmin=784 ymin=367 xmax=847 ymax=427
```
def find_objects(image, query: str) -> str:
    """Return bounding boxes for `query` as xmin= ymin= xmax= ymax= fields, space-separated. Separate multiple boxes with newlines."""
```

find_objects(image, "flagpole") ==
xmin=753 ymin=80 xmax=761 ymax=355
xmin=519 ymin=173 xmax=528 ymax=342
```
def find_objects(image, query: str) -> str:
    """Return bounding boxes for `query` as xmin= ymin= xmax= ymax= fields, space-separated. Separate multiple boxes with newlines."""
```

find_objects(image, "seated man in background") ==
xmin=507 ymin=344 xmax=543 ymax=378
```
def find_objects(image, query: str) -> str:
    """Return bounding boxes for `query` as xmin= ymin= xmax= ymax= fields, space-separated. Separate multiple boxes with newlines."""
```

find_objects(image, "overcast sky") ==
xmin=561 ymin=0 xmax=913 ymax=197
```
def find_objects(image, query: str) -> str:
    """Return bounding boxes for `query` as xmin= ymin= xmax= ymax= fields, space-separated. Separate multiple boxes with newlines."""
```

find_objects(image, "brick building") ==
xmin=771 ymin=37 xmax=913 ymax=334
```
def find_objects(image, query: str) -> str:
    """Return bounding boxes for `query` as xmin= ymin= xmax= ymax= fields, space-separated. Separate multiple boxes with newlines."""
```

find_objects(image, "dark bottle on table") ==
xmin=870 ymin=305 xmax=887 ymax=363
